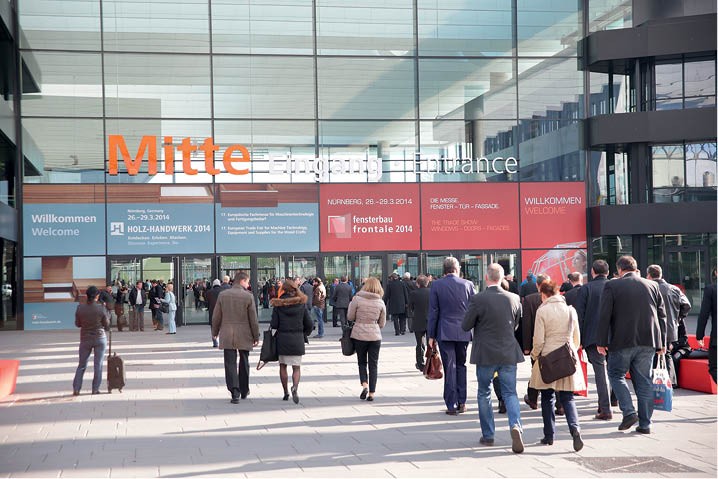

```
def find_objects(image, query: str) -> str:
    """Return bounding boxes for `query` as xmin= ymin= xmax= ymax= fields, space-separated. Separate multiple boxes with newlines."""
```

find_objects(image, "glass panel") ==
xmin=22 ymin=118 xmax=104 ymax=183
xmin=424 ymin=253 xmax=447 ymax=278
xmin=21 ymin=52 xmax=103 ymax=118
xmin=352 ymin=254 xmax=382 ymax=283
xmin=219 ymin=255 xmax=251 ymax=278
xmin=685 ymin=142 xmax=718 ymax=202
xmin=214 ymin=120 xmax=316 ymax=183
xmin=0 ymin=136 xmax=15 ymax=206
xmin=104 ymin=54 xmax=211 ymax=118
xmin=102 ymin=0 xmax=210 ymax=53
xmin=288 ymin=256 xmax=317 ymax=280
xmin=417 ymin=0 xmax=513 ymax=57
xmin=517 ymin=120 xmax=582 ymax=181
xmin=323 ymin=255 xmax=350 ymax=284
xmin=684 ymin=60 xmax=716 ymax=98
xmin=317 ymin=0 xmax=414 ymax=56
xmin=490 ymin=251 xmax=518 ymax=280
xmin=0 ymin=240 xmax=17 ymax=331
xmin=665 ymin=250 xmax=705 ymax=309
xmin=212 ymin=0 xmax=314 ymax=54
xmin=317 ymin=58 xmax=415 ymax=120
xmin=517 ymin=0 xmax=580 ymax=56
xmin=419 ymin=120 xmax=517 ymax=182
xmin=257 ymin=255 xmax=285 ymax=322
xmin=518 ymin=58 xmax=582 ymax=121
xmin=419 ymin=58 xmax=516 ymax=120
xmin=105 ymin=119 xmax=213 ymax=183
xmin=655 ymin=62 xmax=682 ymax=104
xmin=19 ymin=0 xmax=101 ymax=50
xmin=459 ymin=253 xmax=483 ymax=291
xmin=588 ymin=0 xmax=632 ymax=32
xmin=319 ymin=121 xmax=416 ymax=183
xmin=652 ymin=144 xmax=684 ymax=203
xmin=591 ymin=235 xmax=632 ymax=277
xmin=110 ymin=257 xmax=142 ymax=286
xmin=390 ymin=253 xmax=419 ymax=278
xmin=181 ymin=257 xmax=211 ymax=325
xmin=213 ymin=56 xmax=315 ymax=119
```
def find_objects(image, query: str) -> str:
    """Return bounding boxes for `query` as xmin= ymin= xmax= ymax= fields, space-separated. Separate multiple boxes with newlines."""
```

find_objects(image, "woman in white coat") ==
xmin=160 ymin=283 xmax=178 ymax=334
xmin=529 ymin=280 xmax=585 ymax=451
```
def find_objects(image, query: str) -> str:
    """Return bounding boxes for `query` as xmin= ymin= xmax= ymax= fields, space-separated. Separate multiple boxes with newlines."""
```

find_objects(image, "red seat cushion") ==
xmin=0 ymin=360 xmax=20 ymax=399
xmin=687 ymin=334 xmax=711 ymax=350
xmin=679 ymin=358 xmax=717 ymax=394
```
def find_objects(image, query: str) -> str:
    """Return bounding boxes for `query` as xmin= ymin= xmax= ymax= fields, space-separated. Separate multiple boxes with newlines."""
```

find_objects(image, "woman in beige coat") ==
xmin=347 ymin=277 xmax=387 ymax=401
xmin=529 ymin=280 xmax=585 ymax=451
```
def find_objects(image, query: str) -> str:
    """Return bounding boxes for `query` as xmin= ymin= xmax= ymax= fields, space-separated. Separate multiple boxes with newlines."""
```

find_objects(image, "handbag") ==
xmin=653 ymin=355 xmax=673 ymax=412
xmin=423 ymin=343 xmax=443 ymax=380
xmin=340 ymin=321 xmax=355 ymax=356
xmin=537 ymin=308 xmax=577 ymax=384
xmin=573 ymin=347 xmax=589 ymax=397
xmin=160 ymin=302 xmax=170 ymax=314
xmin=256 ymin=326 xmax=278 ymax=370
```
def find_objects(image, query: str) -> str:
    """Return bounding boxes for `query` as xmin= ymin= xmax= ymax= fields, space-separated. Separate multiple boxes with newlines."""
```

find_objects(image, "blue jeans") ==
xmin=313 ymin=306 xmax=324 ymax=336
xmin=540 ymin=390 xmax=580 ymax=439
xmin=73 ymin=334 xmax=107 ymax=393
xmin=476 ymin=364 xmax=522 ymax=440
xmin=608 ymin=345 xmax=655 ymax=429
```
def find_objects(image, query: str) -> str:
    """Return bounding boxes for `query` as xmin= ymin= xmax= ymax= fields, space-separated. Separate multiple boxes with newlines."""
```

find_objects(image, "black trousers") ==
xmin=392 ymin=313 xmax=407 ymax=335
xmin=414 ymin=330 xmax=426 ymax=367
xmin=223 ymin=349 xmax=250 ymax=398
xmin=710 ymin=342 xmax=717 ymax=383
xmin=354 ymin=339 xmax=381 ymax=393
xmin=335 ymin=308 xmax=348 ymax=328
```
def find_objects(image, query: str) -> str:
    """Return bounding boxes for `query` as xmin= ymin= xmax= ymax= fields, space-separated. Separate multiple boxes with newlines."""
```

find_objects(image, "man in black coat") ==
xmin=520 ymin=273 xmax=538 ymax=299
xmin=563 ymin=272 xmax=583 ymax=307
xmin=206 ymin=279 xmax=223 ymax=347
xmin=384 ymin=273 xmax=410 ymax=335
xmin=575 ymin=260 xmax=611 ymax=420
xmin=331 ymin=276 xmax=353 ymax=328
xmin=408 ymin=275 xmax=430 ymax=371
xmin=462 ymin=263 xmax=525 ymax=453
xmin=696 ymin=268 xmax=717 ymax=383
xmin=403 ymin=272 xmax=418 ymax=332
xmin=597 ymin=255 xmax=667 ymax=434
xmin=148 ymin=280 xmax=164 ymax=331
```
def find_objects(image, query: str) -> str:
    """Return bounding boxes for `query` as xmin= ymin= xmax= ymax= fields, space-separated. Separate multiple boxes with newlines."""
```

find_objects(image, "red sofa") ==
xmin=679 ymin=336 xmax=716 ymax=394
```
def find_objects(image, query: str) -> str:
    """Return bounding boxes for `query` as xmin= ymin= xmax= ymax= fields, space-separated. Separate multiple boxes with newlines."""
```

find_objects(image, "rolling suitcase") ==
xmin=107 ymin=329 xmax=126 ymax=393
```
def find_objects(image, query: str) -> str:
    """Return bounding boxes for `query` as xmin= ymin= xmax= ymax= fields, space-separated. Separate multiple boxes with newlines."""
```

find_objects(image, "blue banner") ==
xmin=24 ymin=204 xmax=106 ymax=256
xmin=24 ymin=302 xmax=79 ymax=330
xmin=216 ymin=203 xmax=319 ymax=253
xmin=107 ymin=203 xmax=214 ymax=254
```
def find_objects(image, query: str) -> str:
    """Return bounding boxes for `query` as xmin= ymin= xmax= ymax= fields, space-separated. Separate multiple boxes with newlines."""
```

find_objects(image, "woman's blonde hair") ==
xmin=362 ymin=277 xmax=384 ymax=296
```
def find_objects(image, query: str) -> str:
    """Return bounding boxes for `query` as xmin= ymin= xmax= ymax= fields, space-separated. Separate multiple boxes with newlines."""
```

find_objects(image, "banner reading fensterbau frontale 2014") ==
xmin=24 ymin=204 xmax=106 ymax=256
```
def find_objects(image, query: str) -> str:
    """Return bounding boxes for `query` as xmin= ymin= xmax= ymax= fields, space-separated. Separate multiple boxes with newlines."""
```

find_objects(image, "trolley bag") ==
xmin=107 ymin=329 xmax=126 ymax=393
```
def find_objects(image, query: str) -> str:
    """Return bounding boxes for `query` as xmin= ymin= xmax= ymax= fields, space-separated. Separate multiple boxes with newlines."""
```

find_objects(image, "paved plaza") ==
xmin=0 ymin=319 xmax=716 ymax=478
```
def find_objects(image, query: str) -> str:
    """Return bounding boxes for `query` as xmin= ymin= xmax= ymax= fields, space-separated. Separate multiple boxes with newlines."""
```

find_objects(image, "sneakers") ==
xmin=510 ymin=426 xmax=524 ymax=454
xmin=571 ymin=428 xmax=584 ymax=451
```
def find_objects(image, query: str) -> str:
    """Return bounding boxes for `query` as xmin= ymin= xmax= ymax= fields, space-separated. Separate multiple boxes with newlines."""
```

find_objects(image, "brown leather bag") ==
xmin=423 ymin=344 xmax=443 ymax=380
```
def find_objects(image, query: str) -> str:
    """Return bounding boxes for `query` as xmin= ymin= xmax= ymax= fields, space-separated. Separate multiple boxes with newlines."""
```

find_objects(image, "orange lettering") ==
xmin=177 ymin=138 xmax=199 ymax=175
xmin=108 ymin=135 xmax=157 ymax=175
xmin=163 ymin=136 xmax=175 ymax=175
xmin=223 ymin=145 xmax=250 ymax=175
xmin=199 ymin=137 xmax=220 ymax=175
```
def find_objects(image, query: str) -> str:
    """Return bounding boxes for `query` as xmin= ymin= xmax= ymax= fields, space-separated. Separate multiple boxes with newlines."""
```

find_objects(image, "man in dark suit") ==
xmin=427 ymin=257 xmax=475 ymax=416
xmin=597 ymin=255 xmax=667 ymax=434
xmin=384 ymin=273 xmax=410 ymax=335
xmin=331 ymin=276 xmax=353 ymax=328
xmin=520 ymin=274 xmax=549 ymax=410
xmin=563 ymin=272 xmax=583 ymax=307
xmin=408 ymin=275 xmax=431 ymax=371
xmin=575 ymin=259 xmax=612 ymax=420
xmin=128 ymin=280 xmax=147 ymax=331
xmin=462 ymin=263 xmax=524 ymax=453
xmin=696 ymin=268 xmax=717 ymax=383
xmin=505 ymin=274 xmax=519 ymax=295
xmin=206 ymin=279 xmax=223 ymax=347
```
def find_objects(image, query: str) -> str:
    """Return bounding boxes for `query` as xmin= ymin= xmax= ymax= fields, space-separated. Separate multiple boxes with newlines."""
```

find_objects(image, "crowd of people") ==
xmin=71 ymin=256 xmax=716 ymax=454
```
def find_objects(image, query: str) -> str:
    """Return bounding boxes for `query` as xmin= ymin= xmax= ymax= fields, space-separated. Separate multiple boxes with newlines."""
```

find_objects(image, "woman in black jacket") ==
xmin=73 ymin=286 xmax=110 ymax=396
xmin=270 ymin=279 xmax=313 ymax=404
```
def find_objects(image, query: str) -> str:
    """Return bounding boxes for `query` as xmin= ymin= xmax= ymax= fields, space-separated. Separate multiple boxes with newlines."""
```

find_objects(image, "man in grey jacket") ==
xmin=212 ymin=272 xmax=260 ymax=404
xmin=462 ymin=263 xmax=525 ymax=453
xmin=332 ymin=276 xmax=354 ymax=328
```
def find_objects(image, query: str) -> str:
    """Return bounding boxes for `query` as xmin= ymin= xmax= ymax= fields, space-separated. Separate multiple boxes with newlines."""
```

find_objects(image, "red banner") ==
xmin=421 ymin=183 xmax=520 ymax=250
xmin=520 ymin=182 xmax=586 ymax=249
xmin=320 ymin=184 xmax=420 ymax=252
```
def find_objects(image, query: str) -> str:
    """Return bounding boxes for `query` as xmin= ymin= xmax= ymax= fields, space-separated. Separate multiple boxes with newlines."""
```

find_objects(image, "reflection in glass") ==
xmin=19 ymin=0 xmax=101 ymax=50
xmin=518 ymin=58 xmax=582 ymax=120
xmin=317 ymin=58 xmax=415 ymax=119
xmin=419 ymin=59 xmax=516 ymax=120
xmin=591 ymin=235 xmax=632 ymax=276
xmin=102 ymin=0 xmax=210 ymax=53
xmin=686 ymin=142 xmax=717 ymax=189
xmin=213 ymin=56 xmax=315 ymax=119
xmin=518 ymin=120 xmax=583 ymax=182
xmin=21 ymin=52 xmax=103 ymax=118
xmin=517 ymin=0 xmax=580 ymax=56
xmin=317 ymin=0 xmax=414 ymax=55
xmin=588 ymin=0 xmax=632 ymax=32
xmin=104 ymin=54 xmax=211 ymax=118
xmin=212 ymin=0 xmax=313 ymax=54
xmin=0 ymin=240 xmax=17 ymax=331
xmin=417 ymin=0 xmax=512 ymax=56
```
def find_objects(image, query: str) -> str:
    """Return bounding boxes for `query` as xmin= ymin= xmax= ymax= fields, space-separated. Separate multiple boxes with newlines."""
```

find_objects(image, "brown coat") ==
xmin=529 ymin=295 xmax=585 ymax=392
xmin=211 ymin=284 xmax=260 ymax=351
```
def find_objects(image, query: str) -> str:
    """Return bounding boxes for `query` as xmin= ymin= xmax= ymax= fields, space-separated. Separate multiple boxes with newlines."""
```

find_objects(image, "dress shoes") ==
xmin=635 ymin=427 xmax=651 ymax=434
xmin=457 ymin=403 xmax=466 ymax=413
xmin=445 ymin=409 xmax=458 ymax=416
xmin=594 ymin=412 xmax=613 ymax=420
xmin=611 ymin=398 xmax=619 ymax=407
xmin=540 ymin=437 xmax=554 ymax=445
xmin=523 ymin=394 xmax=538 ymax=410
xmin=230 ymin=397 xmax=239 ymax=404
xmin=618 ymin=413 xmax=638 ymax=431
xmin=555 ymin=406 xmax=565 ymax=416
xmin=498 ymin=399 xmax=507 ymax=414
xmin=479 ymin=437 xmax=494 ymax=446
